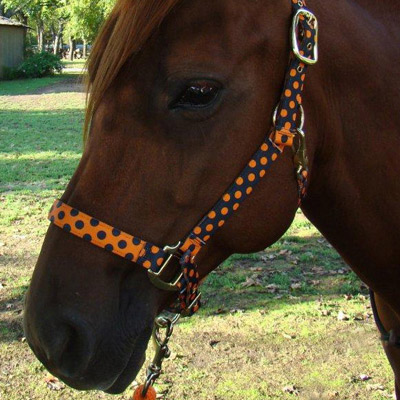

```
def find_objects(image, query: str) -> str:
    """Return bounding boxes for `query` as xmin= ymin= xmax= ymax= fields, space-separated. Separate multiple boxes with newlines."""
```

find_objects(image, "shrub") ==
xmin=3 ymin=66 xmax=23 ymax=80
xmin=12 ymin=52 xmax=64 ymax=80
xmin=19 ymin=52 xmax=64 ymax=78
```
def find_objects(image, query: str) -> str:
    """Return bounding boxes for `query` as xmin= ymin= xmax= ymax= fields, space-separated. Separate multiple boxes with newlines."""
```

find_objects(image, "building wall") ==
xmin=0 ymin=26 xmax=25 ymax=79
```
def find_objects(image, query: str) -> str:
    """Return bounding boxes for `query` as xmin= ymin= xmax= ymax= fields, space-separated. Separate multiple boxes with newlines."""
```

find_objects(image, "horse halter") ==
xmin=48 ymin=1 xmax=318 ymax=397
xmin=49 ymin=0 xmax=318 ymax=316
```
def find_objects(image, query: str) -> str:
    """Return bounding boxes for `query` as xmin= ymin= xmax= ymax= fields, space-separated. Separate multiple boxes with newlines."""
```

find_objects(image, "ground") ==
xmin=0 ymin=63 xmax=395 ymax=399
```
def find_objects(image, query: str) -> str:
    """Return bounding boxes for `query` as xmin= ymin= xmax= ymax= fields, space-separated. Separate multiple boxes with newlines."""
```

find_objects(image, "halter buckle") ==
xmin=291 ymin=8 xmax=318 ymax=65
xmin=148 ymin=242 xmax=183 ymax=292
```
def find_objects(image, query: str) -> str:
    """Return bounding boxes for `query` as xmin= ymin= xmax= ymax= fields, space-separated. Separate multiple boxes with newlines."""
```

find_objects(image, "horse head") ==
xmin=24 ymin=0 xmax=319 ymax=393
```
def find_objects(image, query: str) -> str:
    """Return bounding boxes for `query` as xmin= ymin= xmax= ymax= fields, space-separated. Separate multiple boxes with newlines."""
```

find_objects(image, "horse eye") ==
xmin=170 ymin=81 xmax=221 ymax=110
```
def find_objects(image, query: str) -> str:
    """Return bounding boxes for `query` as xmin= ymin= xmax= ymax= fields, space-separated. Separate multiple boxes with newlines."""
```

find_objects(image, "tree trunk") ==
xmin=68 ymin=37 xmax=75 ymax=61
xmin=54 ymin=34 xmax=61 ymax=56
xmin=53 ymin=22 xmax=64 ymax=56
xmin=37 ymin=23 xmax=45 ymax=52
xmin=83 ymin=39 xmax=87 ymax=59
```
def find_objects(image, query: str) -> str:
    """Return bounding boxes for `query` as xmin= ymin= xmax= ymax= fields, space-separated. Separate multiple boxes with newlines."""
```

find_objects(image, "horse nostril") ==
xmin=39 ymin=317 xmax=94 ymax=379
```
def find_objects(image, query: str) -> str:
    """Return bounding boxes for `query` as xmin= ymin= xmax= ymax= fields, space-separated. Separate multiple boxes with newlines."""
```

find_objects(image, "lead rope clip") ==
xmin=133 ymin=313 xmax=180 ymax=400
xmin=294 ymin=127 xmax=308 ymax=179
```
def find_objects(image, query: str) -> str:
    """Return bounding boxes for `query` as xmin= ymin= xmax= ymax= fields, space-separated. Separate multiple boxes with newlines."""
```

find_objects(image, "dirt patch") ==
xmin=35 ymin=77 xmax=85 ymax=94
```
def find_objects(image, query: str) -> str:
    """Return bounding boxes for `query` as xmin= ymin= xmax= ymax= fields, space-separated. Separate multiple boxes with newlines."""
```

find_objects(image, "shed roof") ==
xmin=0 ymin=16 xmax=28 ymax=28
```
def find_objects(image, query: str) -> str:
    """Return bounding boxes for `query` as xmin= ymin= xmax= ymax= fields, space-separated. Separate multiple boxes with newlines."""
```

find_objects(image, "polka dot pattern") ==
xmin=170 ymin=250 xmax=201 ymax=315
xmin=49 ymin=201 xmax=155 ymax=267
xmin=47 ymin=0 xmax=316 ymax=317
xmin=191 ymin=139 xmax=281 ymax=244
xmin=271 ymin=0 xmax=316 ymax=153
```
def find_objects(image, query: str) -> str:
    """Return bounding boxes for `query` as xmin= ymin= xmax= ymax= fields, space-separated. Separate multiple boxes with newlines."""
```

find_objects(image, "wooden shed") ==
xmin=0 ymin=17 xmax=27 ymax=79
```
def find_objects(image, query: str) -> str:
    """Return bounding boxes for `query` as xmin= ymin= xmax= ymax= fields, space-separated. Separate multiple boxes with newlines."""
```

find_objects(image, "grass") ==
xmin=63 ymin=59 xmax=87 ymax=69
xmin=0 ymin=75 xmax=68 ymax=96
xmin=0 ymin=76 xmax=395 ymax=400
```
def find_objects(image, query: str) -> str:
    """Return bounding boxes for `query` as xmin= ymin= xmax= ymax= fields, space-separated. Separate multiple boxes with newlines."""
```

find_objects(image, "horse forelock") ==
xmin=84 ymin=0 xmax=182 ymax=142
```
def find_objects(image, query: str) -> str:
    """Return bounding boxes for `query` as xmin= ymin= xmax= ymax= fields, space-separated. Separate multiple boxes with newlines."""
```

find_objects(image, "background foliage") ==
xmin=4 ymin=52 xmax=64 ymax=80
xmin=0 ymin=0 xmax=115 ymax=57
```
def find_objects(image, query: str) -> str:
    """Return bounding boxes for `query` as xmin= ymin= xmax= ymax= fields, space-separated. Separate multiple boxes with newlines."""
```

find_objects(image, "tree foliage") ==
xmin=2 ymin=0 xmax=115 ymax=57
xmin=64 ymin=0 xmax=109 ymax=43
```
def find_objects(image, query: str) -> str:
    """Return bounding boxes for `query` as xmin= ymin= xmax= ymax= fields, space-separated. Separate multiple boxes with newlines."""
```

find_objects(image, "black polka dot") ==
xmin=75 ymin=220 xmax=84 ymax=229
xmin=70 ymin=209 xmax=79 ymax=217
xmin=58 ymin=211 xmax=65 ymax=220
xmin=132 ymin=237 xmax=141 ymax=245
xmin=97 ymin=231 xmax=106 ymax=240
xmin=90 ymin=218 xmax=99 ymax=227
xmin=112 ymin=228 xmax=121 ymax=237
xmin=63 ymin=224 xmax=71 ymax=232
xmin=105 ymin=244 xmax=114 ymax=252
xmin=118 ymin=240 xmax=127 ymax=249
xmin=50 ymin=216 xmax=55 ymax=222
xmin=125 ymin=253 xmax=133 ymax=261
xmin=83 ymin=234 xmax=92 ymax=242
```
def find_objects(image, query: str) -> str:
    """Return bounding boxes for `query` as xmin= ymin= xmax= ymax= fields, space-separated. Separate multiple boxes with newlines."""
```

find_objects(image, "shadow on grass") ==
xmin=0 ymin=285 xmax=26 ymax=343
xmin=201 ymin=234 xmax=366 ymax=314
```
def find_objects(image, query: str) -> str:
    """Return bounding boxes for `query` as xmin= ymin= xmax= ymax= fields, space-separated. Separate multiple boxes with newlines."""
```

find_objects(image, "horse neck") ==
xmin=300 ymin=0 xmax=400 ymax=285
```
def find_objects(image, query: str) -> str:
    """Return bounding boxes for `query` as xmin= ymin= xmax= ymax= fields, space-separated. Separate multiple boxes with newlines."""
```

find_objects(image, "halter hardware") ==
xmin=141 ymin=313 xmax=180 ymax=396
xmin=291 ymin=8 xmax=319 ymax=65
xmin=147 ymin=242 xmax=183 ymax=291
xmin=294 ymin=127 xmax=309 ymax=180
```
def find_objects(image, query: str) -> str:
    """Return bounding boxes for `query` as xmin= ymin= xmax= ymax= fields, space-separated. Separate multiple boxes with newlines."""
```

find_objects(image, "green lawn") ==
xmin=63 ymin=59 xmax=87 ymax=69
xmin=0 ymin=77 xmax=394 ymax=400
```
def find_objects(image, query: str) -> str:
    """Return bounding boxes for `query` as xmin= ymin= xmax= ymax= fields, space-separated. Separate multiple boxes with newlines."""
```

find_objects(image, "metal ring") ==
xmin=272 ymin=104 xmax=279 ymax=127
xmin=297 ymin=105 xmax=305 ymax=131
xmin=272 ymin=103 xmax=305 ymax=132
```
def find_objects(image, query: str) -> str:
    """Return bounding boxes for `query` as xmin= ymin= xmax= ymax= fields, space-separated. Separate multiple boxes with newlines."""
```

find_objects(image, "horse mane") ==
xmin=84 ymin=0 xmax=182 ymax=141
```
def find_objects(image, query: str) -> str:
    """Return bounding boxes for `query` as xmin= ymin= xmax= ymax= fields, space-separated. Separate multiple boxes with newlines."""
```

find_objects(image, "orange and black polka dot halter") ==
xmin=49 ymin=0 xmax=318 ymax=317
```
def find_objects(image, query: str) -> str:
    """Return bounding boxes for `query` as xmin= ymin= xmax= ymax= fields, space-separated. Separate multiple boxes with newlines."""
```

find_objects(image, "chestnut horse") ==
xmin=23 ymin=0 xmax=400 ymax=396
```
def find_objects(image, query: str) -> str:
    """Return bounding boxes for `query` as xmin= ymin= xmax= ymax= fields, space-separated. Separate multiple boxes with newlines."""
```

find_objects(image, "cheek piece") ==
xmin=48 ymin=1 xmax=318 ymax=397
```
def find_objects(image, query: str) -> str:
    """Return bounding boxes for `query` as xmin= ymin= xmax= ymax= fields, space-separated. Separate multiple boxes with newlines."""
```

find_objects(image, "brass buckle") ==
xmin=147 ymin=242 xmax=183 ymax=292
xmin=291 ymin=8 xmax=318 ymax=65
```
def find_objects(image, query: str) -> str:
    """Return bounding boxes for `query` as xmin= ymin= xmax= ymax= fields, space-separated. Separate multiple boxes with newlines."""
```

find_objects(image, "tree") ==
xmin=2 ymin=0 xmax=63 ymax=51
xmin=2 ymin=0 xmax=115 ymax=59
xmin=63 ymin=0 xmax=111 ymax=60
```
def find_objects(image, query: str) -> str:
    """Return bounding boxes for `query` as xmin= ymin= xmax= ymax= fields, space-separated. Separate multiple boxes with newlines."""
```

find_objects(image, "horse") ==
xmin=23 ymin=0 xmax=400 ymax=397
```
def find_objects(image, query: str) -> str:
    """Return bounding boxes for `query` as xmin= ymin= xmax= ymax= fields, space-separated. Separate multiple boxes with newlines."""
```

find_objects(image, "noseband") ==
xmin=48 ymin=1 xmax=318 ymax=396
